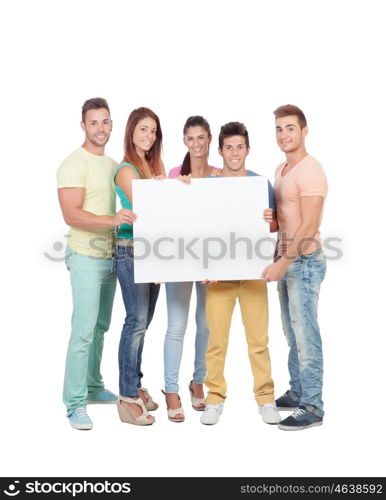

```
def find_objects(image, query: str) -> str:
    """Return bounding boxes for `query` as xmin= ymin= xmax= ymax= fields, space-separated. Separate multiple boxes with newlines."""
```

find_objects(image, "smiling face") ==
xmin=132 ymin=117 xmax=157 ymax=156
xmin=275 ymin=115 xmax=308 ymax=154
xmin=183 ymin=126 xmax=211 ymax=159
xmin=219 ymin=135 xmax=249 ymax=174
xmin=81 ymin=107 xmax=112 ymax=154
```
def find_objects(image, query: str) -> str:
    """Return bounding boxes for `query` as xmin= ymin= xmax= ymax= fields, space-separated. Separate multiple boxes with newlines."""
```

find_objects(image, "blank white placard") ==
xmin=132 ymin=176 xmax=275 ymax=283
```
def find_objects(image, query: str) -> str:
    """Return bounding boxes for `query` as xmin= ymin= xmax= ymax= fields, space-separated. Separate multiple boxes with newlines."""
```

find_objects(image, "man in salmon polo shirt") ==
xmin=57 ymin=98 xmax=133 ymax=430
xmin=262 ymin=105 xmax=328 ymax=431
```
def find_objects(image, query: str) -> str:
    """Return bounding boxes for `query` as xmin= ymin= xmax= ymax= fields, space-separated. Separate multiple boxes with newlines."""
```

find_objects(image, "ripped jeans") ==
xmin=277 ymin=249 xmax=326 ymax=416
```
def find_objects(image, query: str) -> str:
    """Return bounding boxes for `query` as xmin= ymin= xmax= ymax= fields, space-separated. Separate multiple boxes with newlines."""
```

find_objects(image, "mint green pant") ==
xmin=63 ymin=248 xmax=116 ymax=416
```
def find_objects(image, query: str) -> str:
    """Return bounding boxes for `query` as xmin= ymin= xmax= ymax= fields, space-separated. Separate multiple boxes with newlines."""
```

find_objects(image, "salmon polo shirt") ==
xmin=274 ymin=155 xmax=328 ymax=256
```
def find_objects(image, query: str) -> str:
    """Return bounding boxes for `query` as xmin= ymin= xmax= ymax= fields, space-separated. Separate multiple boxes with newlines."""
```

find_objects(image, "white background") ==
xmin=1 ymin=0 xmax=384 ymax=478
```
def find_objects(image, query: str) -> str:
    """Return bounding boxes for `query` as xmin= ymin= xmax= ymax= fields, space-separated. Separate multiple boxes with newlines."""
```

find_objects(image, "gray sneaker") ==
xmin=200 ymin=403 xmax=224 ymax=425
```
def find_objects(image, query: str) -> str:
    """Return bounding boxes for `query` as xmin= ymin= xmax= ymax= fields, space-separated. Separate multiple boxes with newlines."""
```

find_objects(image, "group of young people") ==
xmin=57 ymin=98 xmax=328 ymax=432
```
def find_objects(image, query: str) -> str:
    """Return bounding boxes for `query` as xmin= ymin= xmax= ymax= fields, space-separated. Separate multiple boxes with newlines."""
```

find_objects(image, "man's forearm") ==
xmin=282 ymin=222 xmax=319 ymax=262
xmin=63 ymin=208 xmax=115 ymax=231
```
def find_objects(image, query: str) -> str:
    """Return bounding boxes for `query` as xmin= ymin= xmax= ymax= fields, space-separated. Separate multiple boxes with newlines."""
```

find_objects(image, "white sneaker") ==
xmin=200 ymin=403 xmax=224 ymax=425
xmin=258 ymin=403 xmax=281 ymax=424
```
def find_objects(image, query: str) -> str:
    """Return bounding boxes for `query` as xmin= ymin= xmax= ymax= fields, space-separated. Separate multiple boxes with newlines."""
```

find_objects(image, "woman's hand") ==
xmin=113 ymin=209 xmax=137 ymax=226
xmin=177 ymin=174 xmax=192 ymax=184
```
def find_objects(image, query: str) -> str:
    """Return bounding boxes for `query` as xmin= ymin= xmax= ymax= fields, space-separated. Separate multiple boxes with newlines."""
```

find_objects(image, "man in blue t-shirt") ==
xmin=201 ymin=122 xmax=281 ymax=426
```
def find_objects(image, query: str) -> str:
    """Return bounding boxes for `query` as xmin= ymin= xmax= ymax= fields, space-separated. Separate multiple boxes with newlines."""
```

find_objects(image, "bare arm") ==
xmin=115 ymin=165 xmax=137 ymax=204
xmin=58 ymin=187 xmax=135 ymax=230
xmin=262 ymin=195 xmax=325 ymax=281
xmin=114 ymin=166 xmax=138 ymax=222
xmin=285 ymin=196 xmax=325 ymax=259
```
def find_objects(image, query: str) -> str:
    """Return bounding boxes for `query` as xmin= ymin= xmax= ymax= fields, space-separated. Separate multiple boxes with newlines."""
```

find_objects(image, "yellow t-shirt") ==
xmin=57 ymin=147 xmax=116 ymax=258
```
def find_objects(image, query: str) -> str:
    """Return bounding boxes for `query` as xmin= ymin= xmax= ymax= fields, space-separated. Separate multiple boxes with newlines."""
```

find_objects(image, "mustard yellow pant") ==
xmin=205 ymin=280 xmax=274 ymax=405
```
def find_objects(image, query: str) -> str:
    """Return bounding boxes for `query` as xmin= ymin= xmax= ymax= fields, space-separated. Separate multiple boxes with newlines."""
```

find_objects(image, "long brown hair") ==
xmin=123 ymin=107 xmax=163 ymax=178
xmin=181 ymin=116 xmax=212 ymax=176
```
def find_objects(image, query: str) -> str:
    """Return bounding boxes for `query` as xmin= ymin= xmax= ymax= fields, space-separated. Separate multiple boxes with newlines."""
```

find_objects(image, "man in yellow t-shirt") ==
xmin=57 ymin=97 xmax=133 ymax=430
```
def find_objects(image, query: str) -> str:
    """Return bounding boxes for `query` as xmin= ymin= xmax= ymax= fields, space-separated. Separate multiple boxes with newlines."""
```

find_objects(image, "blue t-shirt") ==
xmin=207 ymin=170 xmax=276 ymax=210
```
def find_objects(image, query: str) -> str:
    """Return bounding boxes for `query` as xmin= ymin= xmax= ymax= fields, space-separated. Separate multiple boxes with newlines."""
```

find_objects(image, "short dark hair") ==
xmin=273 ymin=104 xmax=307 ymax=129
xmin=218 ymin=122 xmax=249 ymax=149
xmin=81 ymin=97 xmax=110 ymax=123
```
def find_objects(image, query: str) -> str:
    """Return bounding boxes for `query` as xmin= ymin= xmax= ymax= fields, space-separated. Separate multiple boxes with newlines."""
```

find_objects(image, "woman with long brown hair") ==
xmin=114 ymin=107 xmax=165 ymax=426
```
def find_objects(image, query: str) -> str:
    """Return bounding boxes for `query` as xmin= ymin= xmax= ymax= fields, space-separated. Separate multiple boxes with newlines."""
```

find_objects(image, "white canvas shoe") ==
xmin=258 ymin=403 xmax=282 ymax=424
xmin=200 ymin=403 xmax=224 ymax=425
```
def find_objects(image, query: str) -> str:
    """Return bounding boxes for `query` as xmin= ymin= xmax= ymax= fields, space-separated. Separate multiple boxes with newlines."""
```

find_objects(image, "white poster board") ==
xmin=132 ymin=176 xmax=274 ymax=283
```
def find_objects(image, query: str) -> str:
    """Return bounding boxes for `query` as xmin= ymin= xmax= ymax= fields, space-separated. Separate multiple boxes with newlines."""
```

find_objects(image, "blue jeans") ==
xmin=277 ymin=249 xmax=326 ymax=417
xmin=63 ymin=247 xmax=116 ymax=416
xmin=164 ymin=282 xmax=209 ymax=393
xmin=115 ymin=245 xmax=160 ymax=397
